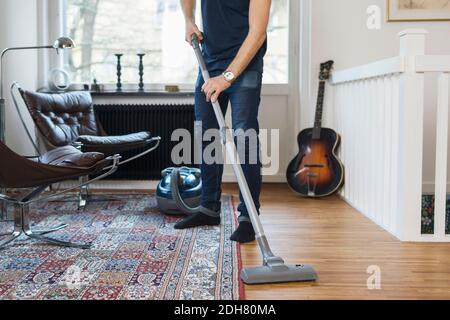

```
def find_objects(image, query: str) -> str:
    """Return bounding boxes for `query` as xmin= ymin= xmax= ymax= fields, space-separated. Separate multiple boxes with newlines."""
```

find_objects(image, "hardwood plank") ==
xmin=222 ymin=183 xmax=450 ymax=300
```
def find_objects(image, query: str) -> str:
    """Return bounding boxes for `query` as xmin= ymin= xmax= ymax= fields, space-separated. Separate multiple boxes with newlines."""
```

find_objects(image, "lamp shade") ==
xmin=53 ymin=37 xmax=76 ymax=49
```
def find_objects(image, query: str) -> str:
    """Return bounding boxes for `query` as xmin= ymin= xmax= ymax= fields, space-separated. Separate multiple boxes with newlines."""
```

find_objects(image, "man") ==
xmin=176 ymin=0 xmax=271 ymax=243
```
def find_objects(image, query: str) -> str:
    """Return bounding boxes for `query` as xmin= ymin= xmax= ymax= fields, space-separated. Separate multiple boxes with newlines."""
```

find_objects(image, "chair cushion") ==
xmin=39 ymin=146 xmax=105 ymax=168
xmin=77 ymin=131 xmax=152 ymax=155
xmin=0 ymin=141 xmax=109 ymax=189
xmin=19 ymin=90 xmax=100 ymax=147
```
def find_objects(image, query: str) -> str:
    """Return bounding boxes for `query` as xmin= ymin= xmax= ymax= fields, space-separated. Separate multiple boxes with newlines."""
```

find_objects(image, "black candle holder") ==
xmin=137 ymin=53 xmax=145 ymax=92
xmin=115 ymin=54 xmax=123 ymax=92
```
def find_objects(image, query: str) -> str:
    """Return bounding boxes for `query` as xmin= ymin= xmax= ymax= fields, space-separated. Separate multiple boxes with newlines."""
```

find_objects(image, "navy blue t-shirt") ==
xmin=201 ymin=0 xmax=267 ymax=73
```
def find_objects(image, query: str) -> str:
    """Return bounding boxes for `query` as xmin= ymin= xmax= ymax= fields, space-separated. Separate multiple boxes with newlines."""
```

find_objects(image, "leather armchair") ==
xmin=12 ymin=84 xmax=161 ymax=208
xmin=18 ymin=89 xmax=160 ymax=156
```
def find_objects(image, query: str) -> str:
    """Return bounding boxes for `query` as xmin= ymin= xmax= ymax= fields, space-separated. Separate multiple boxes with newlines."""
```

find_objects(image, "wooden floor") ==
xmin=222 ymin=184 xmax=450 ymax=300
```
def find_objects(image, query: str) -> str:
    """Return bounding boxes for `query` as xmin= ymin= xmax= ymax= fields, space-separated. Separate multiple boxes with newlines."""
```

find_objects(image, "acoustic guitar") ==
xmin=286 ymin=60 xmax=344 ymax=197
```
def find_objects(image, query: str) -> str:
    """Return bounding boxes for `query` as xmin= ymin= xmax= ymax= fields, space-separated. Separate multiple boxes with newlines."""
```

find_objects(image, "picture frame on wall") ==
xmin=387 ymin=0 xmax=450 ymax=21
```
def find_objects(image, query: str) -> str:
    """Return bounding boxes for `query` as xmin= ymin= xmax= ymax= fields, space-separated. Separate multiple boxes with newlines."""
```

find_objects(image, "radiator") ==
xmin=94 ymin=103 xmax=195 ymax=180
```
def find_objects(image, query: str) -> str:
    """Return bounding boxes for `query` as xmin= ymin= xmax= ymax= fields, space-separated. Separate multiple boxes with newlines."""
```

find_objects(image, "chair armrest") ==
xmin=77 ymin=132 xmax=153 ymax=155
xmin=102 ymin=136 xmax=161 ymax=169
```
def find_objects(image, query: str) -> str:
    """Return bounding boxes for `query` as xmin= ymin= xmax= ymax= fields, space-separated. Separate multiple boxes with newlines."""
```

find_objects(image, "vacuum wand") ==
xmin=191 ymin=34 xmax=318 ymax=284
xmin=191 ymin=36 xmax=270 ymax=251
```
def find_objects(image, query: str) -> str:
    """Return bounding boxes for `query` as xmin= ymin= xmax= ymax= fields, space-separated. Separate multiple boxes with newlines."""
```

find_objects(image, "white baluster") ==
xmin=362 ymin=80 xmax=370 ymax=215
xmin=396 ymin=29 xmax=426 ymax=241
xmin=391 ymin=75 xmax=400 ymax=234
xmin=369 ymin=78 xmax=378 ymax=221
xmin=343 ymin=83 xmax=350 ymax=199
xmin=347 ymin=82 xmax=353 ymax=205
xmin=383 ymin=76 xmax=393 ymax=232
xmin=335 ymin=85 xmax=345 ymax=197
xmin=375 ymin=77 xmax=385 ymax=226
xmin=434 ymin=72 xmax=450 ymax=238
xmin=355 ymin=80 xmax=363 ymax=209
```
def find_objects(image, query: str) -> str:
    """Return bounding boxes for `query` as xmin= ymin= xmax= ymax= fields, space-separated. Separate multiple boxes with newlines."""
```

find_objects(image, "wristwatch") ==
xmin=222 ymin=70 xmax=236 ymax=83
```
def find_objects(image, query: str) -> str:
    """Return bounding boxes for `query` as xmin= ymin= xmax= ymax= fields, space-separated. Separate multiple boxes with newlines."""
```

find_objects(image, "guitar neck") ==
xmin=314 ymin=81 xmax=326 ymax=130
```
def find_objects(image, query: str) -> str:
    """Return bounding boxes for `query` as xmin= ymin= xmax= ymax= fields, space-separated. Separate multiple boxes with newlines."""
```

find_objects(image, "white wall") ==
xmin=307 ymin=0 xmax=450 ymax=191
xmin=0 ymin=0 xmax=39 ymax=155
xmin=223 ymin=91 xmax=291 ymax=183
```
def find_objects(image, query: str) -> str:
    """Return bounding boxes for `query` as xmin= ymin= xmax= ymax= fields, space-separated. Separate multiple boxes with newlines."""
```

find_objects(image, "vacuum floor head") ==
xmin=240 ymin=264 xmax=318 ymax=285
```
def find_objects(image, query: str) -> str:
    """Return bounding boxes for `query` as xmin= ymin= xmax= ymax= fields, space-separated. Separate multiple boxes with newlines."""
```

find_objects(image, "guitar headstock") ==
xmin=319 ymin=60 xmax=334 ymax=81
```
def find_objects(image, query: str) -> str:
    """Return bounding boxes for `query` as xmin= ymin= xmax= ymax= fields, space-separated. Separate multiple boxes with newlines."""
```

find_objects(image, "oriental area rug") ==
xmin=0 ymin=194 xmax=244 ymax=300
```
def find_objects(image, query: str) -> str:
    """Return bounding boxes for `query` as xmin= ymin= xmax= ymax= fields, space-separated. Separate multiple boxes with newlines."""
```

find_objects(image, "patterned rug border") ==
xmin=229 ymin=195 xmax=246 ymax=300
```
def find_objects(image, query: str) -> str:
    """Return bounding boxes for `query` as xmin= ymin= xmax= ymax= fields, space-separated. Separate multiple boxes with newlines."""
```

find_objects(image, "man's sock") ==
xmin=174 ymin=212 xmax=220 ymax=229
xmin=230 ymin=221 xmax=255 ymax=243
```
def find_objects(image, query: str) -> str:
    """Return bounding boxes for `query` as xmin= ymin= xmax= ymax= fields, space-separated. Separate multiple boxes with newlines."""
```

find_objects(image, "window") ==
xmin=64 ymin=0 xmax=289 ymax=85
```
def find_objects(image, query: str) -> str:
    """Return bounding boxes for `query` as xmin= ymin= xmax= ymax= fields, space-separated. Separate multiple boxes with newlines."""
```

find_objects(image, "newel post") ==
xmin=396 ymin=29 xmax=427 ymax=241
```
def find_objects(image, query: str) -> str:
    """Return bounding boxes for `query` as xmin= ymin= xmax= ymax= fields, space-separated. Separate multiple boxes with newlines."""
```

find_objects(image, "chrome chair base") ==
xmin=0 ymin=155 xmax=121 ymax=250
xmin=78 ymin=176 xmax=90 ymax=210
xmin=0 ymin=188 xmax=7 ymax=221
xmin=0 ymin=204 xmax=91 ymax=250
xmin=76 ymin=178 xmax=121 ymax=209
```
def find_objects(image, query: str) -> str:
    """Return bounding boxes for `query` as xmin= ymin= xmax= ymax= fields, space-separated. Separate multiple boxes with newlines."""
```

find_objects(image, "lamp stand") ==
xmin=0 ymin=37 xmax=75 ymax=222
xmin=0 ymin=98 xmax=4 ymax=142
xmin=0 ymin=98 xmax=6 ymax=220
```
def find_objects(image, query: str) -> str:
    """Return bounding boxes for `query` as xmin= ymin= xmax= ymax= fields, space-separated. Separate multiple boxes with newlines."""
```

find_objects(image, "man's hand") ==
xmin=202 ymin=75 xmax=231 ymax=103
xmin=185 ymin=21 xmax=203 ymax=44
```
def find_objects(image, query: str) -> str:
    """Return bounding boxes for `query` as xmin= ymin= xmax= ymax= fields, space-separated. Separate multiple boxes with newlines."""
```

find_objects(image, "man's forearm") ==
xmin=180 ymin=0 xmax=196 ymax=22
xmin=227 ymin=0 xmax=271 ymax=78
xmin=227 ymin=31 xmax=267 ymax=79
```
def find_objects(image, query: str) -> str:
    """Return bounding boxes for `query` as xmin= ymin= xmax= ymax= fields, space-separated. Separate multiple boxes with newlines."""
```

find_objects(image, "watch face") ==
xmin=224 ymin=71 xmax=235 ymax=82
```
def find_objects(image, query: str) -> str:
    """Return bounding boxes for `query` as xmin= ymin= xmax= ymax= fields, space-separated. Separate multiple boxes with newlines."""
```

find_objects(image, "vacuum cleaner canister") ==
xmin=156 ymin=167 xmax=202 ymax=215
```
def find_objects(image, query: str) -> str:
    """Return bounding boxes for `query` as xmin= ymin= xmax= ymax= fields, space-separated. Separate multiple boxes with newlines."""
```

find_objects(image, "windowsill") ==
xmin=90 ymin=90 xmax=195 ymax=98
xmin=56 ymin=83 xmax=290 ymax=96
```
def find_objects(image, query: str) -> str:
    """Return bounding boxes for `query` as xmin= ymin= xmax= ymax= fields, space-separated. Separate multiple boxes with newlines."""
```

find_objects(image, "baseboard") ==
xmin=58 ymin=175 xmax=287 ymax=191
xmin=60 ymin=179 xmax=440 ymax=191
xmin=222 ymin=173 xmax=287 ymax=183
xmin=59 ymin=180 xmax=159 ymax=191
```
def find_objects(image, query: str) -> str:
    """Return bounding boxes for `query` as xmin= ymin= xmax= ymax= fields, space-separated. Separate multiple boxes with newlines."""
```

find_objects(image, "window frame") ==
xmin=48 ymin=0 xmax=298 ymax=92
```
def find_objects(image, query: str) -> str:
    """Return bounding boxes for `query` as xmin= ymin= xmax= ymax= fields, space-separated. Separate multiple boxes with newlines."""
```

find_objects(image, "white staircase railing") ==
xmin=331 ymin=29 xmax=450 ymax=242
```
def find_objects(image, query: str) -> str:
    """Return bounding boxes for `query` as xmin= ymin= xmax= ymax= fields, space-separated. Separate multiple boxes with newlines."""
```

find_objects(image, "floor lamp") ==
xmin=0 ymin=36 xmax=76 ymax=220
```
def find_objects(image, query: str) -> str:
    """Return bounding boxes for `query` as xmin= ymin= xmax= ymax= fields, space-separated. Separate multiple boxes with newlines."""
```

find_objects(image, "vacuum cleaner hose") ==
xmin=170 ymin=167 xmax=202 ymax=215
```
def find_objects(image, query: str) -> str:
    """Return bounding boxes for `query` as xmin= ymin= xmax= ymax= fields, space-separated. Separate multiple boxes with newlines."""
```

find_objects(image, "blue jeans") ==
xmin=195 ymin=69 xmax=263 ymax=218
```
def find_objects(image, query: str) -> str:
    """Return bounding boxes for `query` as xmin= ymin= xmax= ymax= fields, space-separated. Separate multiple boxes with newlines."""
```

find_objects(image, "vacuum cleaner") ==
xmin=156 ymin=166 xmax=210 ymax=216
xmin=156 ymin=167 xmax=202 ymax=215
xmin=174 ymin=34 xmax=318 ymax=285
